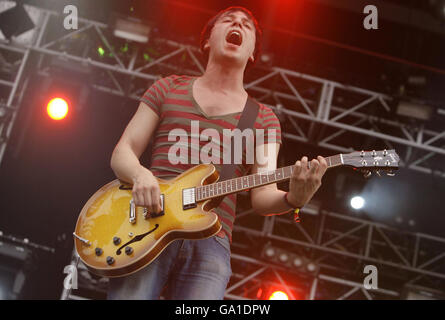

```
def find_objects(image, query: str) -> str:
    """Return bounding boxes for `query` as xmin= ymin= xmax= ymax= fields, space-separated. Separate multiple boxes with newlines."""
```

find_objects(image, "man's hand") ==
xmin=287 ymin=156 xmax=328 ymax=208
xmin=131 ymin=167 xmax=162 ymax=214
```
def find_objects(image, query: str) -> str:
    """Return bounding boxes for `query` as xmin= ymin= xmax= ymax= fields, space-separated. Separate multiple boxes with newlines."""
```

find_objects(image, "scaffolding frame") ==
xmin=0 ymin=4 xmax=444 ymax=176
xmin=0 ymin=3 xmax=444 ymax=300
xmin=226 ymin=205 xmax=445 ymax=300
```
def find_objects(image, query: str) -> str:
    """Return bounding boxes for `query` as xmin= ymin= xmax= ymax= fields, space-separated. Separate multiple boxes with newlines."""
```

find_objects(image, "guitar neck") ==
xmin=196 ymin=154 xmax=344 ymax=202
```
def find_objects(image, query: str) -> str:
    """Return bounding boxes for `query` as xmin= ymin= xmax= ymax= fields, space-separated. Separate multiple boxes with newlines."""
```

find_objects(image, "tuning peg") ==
xmin=386 ymin=170 xmax=395 ymax=177
xmin=363 ymin=170 xmax=372 ymax=179
xmin=376 ymin=170 xmax=381 ymax=177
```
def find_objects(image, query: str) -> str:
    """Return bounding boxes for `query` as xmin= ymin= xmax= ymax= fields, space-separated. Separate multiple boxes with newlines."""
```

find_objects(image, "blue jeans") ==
xmin=107 ymin=235 xmax=232 ymax=300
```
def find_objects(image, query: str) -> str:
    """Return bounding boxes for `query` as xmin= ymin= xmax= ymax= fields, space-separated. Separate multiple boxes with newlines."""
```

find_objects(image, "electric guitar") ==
xmin=73 ymin=149 xmax=399 ymax=277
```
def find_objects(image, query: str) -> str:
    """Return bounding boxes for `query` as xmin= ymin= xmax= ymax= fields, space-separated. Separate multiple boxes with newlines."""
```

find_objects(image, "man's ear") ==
xmin=203 ymin=40 xmax=210 ymax=51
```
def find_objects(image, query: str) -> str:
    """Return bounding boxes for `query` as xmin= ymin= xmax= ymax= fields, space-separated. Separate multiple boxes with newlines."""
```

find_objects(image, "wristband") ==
xmin=284 ymin=192 xmax=301 ymax=223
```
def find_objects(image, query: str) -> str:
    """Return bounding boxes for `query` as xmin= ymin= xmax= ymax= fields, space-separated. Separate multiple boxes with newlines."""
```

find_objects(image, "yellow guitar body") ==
xmin=74 ymin=164 xmax=222 ymax=278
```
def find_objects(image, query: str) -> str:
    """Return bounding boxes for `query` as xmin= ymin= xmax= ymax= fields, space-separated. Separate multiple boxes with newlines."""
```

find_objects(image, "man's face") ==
xmin=205 ymin=10 xmax=256 ymax=66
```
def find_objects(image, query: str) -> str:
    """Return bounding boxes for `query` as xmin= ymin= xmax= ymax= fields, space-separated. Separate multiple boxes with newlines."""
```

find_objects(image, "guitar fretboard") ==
xmin=196 ymin=154 xmax=343 ymax=202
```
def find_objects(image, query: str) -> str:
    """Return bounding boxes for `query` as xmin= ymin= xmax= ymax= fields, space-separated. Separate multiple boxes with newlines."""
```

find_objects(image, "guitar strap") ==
xmin=214 ymin=97 xmax=259 ymax=207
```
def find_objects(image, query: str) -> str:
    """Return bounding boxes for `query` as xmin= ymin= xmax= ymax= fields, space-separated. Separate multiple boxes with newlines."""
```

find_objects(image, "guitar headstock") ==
xmin=342 ymin=149 xmax=400 ymax=178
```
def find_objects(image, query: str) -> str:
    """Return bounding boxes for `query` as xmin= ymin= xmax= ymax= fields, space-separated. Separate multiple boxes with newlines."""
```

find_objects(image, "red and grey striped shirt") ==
xmin=139 ymin=75 xmax=282 ymax=242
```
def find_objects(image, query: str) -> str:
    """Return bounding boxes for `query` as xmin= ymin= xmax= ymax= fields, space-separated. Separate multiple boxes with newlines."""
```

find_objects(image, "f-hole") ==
xmin=116 ymin=224 xmax=159 ymax=255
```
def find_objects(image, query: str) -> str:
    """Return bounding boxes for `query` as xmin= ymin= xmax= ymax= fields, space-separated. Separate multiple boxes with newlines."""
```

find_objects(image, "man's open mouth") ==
xmin=226 ymin=30 xmax=242 ymax=46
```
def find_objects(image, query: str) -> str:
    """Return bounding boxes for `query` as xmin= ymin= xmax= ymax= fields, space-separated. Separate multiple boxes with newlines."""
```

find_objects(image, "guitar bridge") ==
xmin=182 ymin=188 xmax=197 ymax=210
xmin=130 ymin=194 xmax=165 ymax=223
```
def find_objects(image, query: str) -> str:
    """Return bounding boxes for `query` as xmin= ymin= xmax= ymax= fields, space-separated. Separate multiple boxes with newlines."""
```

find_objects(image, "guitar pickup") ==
xmin=182 ymin=188 xmax=197 ymax=210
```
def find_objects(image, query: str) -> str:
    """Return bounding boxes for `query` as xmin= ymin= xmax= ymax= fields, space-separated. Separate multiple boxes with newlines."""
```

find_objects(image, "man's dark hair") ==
xmin=199 ymin=6 xmax=262 ymax=68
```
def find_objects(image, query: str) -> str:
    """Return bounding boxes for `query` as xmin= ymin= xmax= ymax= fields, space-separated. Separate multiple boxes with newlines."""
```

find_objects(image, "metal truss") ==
xmin=62 ymin=204 xmax=445 ymax=300
xmin=0 ymin=2 xmax=444 ymax=177
xmin=1 ymin=2 xmax=443 ymax=300
xmin=226 ymin=253 xmax=400 ymax=300
xmin=227 ymin=205 xmax=445 ymax=299
xmin=0 ymin=2 xmax=46 ymax=164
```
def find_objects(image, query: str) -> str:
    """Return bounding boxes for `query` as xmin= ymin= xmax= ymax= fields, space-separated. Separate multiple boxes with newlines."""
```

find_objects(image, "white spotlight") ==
xmin=279 ymin=253 xmax=289 ymax=263
xmin=306 ymin=262 xmax=317 ymax=273
xmin=265 ymin=247 xmax=275 ymax=258
xmin=350 ymin=196 xmax=365 ymax=210
xmin=293 ymin=257 xmax=303 ymax=268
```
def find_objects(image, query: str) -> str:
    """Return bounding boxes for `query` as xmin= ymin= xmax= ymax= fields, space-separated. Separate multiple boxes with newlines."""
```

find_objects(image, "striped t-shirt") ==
xmin=139 ymin=75 xmax=282 ymax=242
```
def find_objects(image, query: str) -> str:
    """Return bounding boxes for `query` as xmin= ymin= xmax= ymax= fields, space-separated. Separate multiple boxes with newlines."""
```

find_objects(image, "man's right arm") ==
xmin=110 ymin=101 xmax=162 ymax=213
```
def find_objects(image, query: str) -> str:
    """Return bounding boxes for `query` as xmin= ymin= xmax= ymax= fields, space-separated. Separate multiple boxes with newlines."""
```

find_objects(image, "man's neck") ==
xmin=198 ymin=60 xmax=246 ymax=95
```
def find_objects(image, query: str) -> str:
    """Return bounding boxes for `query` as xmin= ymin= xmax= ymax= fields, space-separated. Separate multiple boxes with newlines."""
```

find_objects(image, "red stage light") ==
xmin=268 ymin=290 xmax=289 ymax=300
xmin=47 ymin=97 xmax=69 ymax=120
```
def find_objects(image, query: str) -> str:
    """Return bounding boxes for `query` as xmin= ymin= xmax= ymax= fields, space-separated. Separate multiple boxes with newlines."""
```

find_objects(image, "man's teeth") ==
xmin=227 ymin=31 xmax=242 ymax=45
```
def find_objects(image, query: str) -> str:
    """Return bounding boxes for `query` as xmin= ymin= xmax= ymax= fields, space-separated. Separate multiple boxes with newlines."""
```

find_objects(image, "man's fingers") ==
xmin=309 ymin=159 xmax=319 ymax=174
xmin=317 ymin=156 xmax=328 ymax=172
xmin=293 ymin=160 xmax=302 ymax=177
xmin=151 ymin=187 xmax=161 ymax=213
xmin=294 ymin=155 xmax=328 ymax=179
xmin=143 ymin=187 xmax=152 ymax=209
xmin=132 ymin=186 xmax=143 ymax=207
xmin=301 ymin=156 xmax=308 ymax=174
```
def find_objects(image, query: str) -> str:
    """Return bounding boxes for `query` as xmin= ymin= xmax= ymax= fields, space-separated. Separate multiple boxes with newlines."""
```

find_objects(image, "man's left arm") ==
xmin=250 ymin=143 xmax=328 ymax=215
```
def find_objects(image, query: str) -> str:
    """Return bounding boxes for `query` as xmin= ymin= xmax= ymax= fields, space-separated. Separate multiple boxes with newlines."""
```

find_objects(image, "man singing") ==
xmin=108 ymin=6 xmax=327 ymax=300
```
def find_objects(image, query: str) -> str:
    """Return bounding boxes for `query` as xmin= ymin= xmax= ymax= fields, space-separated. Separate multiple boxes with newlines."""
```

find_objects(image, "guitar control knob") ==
xmin=106 ymin=256 xmax=115 ymax=265
xmin=95 ymin=248 xmax=103 ymax=256
xmin=113 ymin=237 xmax=121 ymax=245
xmin=125 ymin=246 xmax=133 ymax=255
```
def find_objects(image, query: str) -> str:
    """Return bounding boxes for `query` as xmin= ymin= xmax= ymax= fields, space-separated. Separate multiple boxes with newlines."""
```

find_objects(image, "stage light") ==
xmin=269 ymin=290 xmax=289 ymax=300
xmin=120 ymin=43 xmax=129 ymax=53
xmin=0 ymin=2 xmax=34 ymax=40
xmin=407 ymin=76 xmax=426 ymax=86
xmin=265 ymin=247 xmax=276 ymax=258
xmin=143 ymin=53 xmax=152 ymax=62
xmin=47 ymin=98 xmax=69 ymax=120
xmin=256 ymin=288 xmax=263 ymax=299
xmin=262 ymin=244 xmax=318 ymax=275
xmin=112 ymin=14 xmax=150 ymax=43
xmin=293 ymin=257 xmax=303 ymax=267
xmin=350 ymin=196 xmax=365 ymax=210
xmin=278 ymin=253 xmax=289 ymax=263
xmin=396 ymin=100 xmax=433 ymax=121
xmin=97 ymin=46 xmax=105 ymax=57
xmin=306 ymin=262 xmax=317 ymax=273
xmin=259 ymin=53 xmax=274 ymax=66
